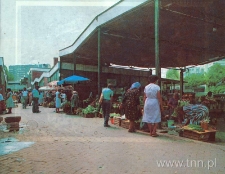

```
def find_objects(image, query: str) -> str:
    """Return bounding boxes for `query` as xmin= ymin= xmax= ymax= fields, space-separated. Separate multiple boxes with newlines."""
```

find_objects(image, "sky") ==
xmin=0 ymin=0 xmax=119 ymax=67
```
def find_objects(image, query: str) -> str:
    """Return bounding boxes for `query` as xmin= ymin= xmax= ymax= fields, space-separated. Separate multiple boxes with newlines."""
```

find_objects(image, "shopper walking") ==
xmin=21 ymin=87 xmax=28 ymax=109
xmin=32 ymin=86 xmax=40 ymax=113
xmin=99 ymin=83 xmax=114 ymax=127
xmin=142 ymin=75 xmax=164 ymax=137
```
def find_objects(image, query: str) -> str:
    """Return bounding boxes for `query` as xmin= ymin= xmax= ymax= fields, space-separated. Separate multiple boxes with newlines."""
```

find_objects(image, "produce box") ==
xmin=121 ymin=119 xmax=129 ymax=129
xmin=98 ymin=113 xmax=103 ymax=118
xmin=83 ymin=113 xmax=95 ymax=118
xmin=5 ymin=116 xmax=21 ymax=123
xmin=7 ymin=122 xmax=20 ymax=131
xmin=114 ymin=117 xmax=121 ymax=126
xmin=181 ymin=126 xmax=216 ymax=142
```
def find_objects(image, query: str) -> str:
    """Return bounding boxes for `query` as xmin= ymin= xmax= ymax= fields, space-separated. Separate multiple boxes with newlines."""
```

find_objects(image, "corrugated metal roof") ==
xmin=59 ymin=0 xmax=225 ymax=68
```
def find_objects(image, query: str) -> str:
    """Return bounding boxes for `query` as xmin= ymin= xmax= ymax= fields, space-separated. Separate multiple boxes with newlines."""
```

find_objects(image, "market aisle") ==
xmin=0 ymin=104 xmax=225 ymax=174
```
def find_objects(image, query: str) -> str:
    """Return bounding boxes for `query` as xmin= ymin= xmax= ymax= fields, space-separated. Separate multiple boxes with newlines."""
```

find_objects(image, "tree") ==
xmin=184 ymin=73 xmax=206 ymax=87
xmin=184 ymin=63 xmax=225 ymax=94
xmin=4 ymin=65 xmax=14 ymax=81
xmin=166 ymin=69 xmax=180 ymax=80
xmin=205 ymin=63 xmax=225 ymax=86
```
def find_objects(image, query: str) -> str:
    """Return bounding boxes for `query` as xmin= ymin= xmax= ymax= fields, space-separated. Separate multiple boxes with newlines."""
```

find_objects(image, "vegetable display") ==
xmin=187 ymin=124 xmax=205 ymax=132
xmin=110 ymin=113 xmax=120 ymax=117
xmin=82 ymin=105 xmax=98 ymax=114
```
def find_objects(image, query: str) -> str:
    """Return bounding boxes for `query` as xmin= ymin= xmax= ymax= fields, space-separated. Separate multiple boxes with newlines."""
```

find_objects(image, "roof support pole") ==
xmin=154 ymin=0 xmax=161 ymax=87
xmin=73 ymin=53 xmax=76 ymax=89
xmin=98 ymin=27 xmax=102 ymax=97
xmin=59 ymin=58 xmax=62 ymax=81
xmin=155 ymin=0 xmax=162 ymax=129
xmin=73 ymin=53 xmax=76 ymax=75
xmin=180 ymin=69 xmax=184 ymax=95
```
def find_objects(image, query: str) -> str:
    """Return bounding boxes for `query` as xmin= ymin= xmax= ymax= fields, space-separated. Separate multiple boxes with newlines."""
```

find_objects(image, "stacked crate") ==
xmin=4 ymin=116 xmax=21 ymax=131
xmin=121 ymin=119 xmax=129 ymax=129
xmin=114 ymin=117 xmax=121 ymax=126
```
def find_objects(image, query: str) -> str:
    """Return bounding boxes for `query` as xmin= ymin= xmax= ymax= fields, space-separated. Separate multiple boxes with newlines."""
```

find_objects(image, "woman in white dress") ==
xmin=55 ymin=89 xmax=61 ymax=113
xmin=6 ymin=88 xmax=14 ymax=114
xmin=142 ymin=75 xmax=164 ymax=137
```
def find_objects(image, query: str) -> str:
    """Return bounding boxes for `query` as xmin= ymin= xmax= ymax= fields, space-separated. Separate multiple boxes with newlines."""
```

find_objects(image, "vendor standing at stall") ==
xmin=167 ymin=92 xmax=179 ymax=119
xmin=99 ymin=83 xmax=114 ymax=127
xmin=71 ymin=91 xmax=79 ymax=114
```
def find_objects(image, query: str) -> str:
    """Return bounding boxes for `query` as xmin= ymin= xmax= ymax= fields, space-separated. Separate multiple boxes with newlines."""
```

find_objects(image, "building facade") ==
xmin=9 ymin=64 xmax=51 ymax=81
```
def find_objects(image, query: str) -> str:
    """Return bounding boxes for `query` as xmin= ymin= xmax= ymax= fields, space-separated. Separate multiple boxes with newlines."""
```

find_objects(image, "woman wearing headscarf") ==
xmin=122 ymin=82 xmax=142 ymax=132
xmin=142 ymin=75 xmax=164 ymax=137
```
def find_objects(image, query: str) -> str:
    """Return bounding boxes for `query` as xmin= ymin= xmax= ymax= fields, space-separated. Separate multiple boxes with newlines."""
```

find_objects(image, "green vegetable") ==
xmin=187 ymin=124 xmax=204 ymax=132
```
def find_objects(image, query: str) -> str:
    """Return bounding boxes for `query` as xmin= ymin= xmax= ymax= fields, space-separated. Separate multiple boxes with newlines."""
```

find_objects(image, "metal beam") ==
xmin=73 ymin=53 xmax=76 ymax=75
xmin=155 ymin=0 xmax=161 ymax=81
xmin=98 ymin=27 xmax=102 ymax=96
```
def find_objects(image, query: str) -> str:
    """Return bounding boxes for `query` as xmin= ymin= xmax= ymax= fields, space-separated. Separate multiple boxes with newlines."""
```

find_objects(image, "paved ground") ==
xmin=0 ymin=104 xmax=225 ymax=174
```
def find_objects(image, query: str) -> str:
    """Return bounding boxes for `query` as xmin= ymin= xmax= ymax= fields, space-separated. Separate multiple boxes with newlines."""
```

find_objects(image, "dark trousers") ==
xmin=32 ymin=97 xmax=39 ymax=113
xmin=22 ymin=96 xmax=28 ymax=109
xmin=102 ymin=100 xmax=111 ymax=126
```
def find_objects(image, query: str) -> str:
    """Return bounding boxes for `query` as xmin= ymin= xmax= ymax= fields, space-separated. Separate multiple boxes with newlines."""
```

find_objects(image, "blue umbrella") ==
xmin=57 ymin=75 xmax=90 ymax=85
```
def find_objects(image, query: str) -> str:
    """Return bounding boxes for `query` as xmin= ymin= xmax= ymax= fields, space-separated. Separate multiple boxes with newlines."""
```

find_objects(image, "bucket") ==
xmin=167 ymin=120 xmax=174 ymax=127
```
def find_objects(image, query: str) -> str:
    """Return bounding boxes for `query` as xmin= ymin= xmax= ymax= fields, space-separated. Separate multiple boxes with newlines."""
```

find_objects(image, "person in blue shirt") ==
xmin=99 ymin=83 xmax=114 ymax=127
xmin=32 ymin=86 xmax=40 ymax=113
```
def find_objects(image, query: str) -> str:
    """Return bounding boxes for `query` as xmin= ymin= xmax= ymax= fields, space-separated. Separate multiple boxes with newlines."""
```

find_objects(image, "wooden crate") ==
xmin=182 ymin=126 xmax=217 ymax=142
xmin=83 ymin=113 xmax=95 ymax=118
xmin=114 ymin=117 xmax=121 ymax=126
xmin=5 ymin=116 xmax=21 ymax=123
xmin=7 ymin=122 xmax=20 ymax=131
xmin=121 ymin=119 xmax=129 ymax=129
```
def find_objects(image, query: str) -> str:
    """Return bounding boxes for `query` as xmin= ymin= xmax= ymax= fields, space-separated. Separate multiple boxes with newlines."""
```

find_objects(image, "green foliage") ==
xmin=208 ymin=84 xmax=225 ymax=94
xmin=205 ymin=63 xmax=225 ymax=86
xmin=166 ymin=69 xmax=180 ymax=80
xmin=184 ymin=63 xmax=225 ymax=94
xmin=4 ymin=65 xmax=14 ymax=81
xmin=184 ymin=73 xmax=206 ymax=87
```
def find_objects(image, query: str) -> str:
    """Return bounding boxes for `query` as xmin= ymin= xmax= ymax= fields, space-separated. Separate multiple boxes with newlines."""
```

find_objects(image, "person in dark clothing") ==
xmin=99 ymin=84 xmax=114 ymax=127
xmin=122 ymin=82 xmax=142 ymax=133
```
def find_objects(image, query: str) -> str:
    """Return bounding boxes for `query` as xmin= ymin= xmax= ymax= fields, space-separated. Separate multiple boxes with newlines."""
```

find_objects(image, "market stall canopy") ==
xmin=39 ymin=86 xmax=57 ymax=91
xmin=57 ymin=75 xmax=90 ymax=85
xmin=59 ymin=0 xmax=225 ymax=68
